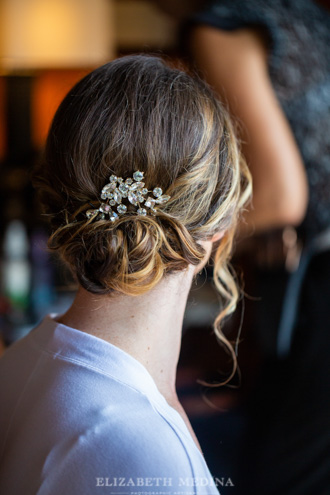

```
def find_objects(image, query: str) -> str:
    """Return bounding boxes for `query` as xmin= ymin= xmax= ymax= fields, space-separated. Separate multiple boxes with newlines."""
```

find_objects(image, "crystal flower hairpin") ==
xmin=86 ymin=171 xmax=171 ymax=222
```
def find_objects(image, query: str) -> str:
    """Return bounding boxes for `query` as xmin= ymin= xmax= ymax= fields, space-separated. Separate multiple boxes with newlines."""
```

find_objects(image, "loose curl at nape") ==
xmin=33 ymin=54 xmax=251 ymax=384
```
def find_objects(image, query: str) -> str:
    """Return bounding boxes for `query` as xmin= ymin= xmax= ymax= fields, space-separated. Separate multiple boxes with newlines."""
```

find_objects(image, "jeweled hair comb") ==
xmin=86 ymin=171 xmax=171 ymax=222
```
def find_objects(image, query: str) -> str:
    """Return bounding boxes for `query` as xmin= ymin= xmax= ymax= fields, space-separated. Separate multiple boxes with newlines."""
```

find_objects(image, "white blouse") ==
xmin=0 ymin=316 xmax=220 ymax=495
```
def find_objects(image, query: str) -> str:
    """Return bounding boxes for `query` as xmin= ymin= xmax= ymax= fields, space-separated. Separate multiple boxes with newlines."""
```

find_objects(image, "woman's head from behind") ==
xmin=34 ymin=55 xmax=251 ymax=368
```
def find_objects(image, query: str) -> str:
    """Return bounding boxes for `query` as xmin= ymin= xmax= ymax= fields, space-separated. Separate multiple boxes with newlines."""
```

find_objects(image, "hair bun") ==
xmin=48 ymin=213 xmax=205 ymax=296
xmin=33 ymin=55 xmax=252 ymax=378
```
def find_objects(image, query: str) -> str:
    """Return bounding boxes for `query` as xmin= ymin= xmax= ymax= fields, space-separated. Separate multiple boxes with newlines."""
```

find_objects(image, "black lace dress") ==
xmin=190 ymin=1 xmax=330 ymax=494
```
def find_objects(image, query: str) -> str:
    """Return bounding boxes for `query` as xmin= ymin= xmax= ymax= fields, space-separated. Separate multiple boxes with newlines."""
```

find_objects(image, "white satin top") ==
xmin=0 ymin=316 xmax=219 ymax=495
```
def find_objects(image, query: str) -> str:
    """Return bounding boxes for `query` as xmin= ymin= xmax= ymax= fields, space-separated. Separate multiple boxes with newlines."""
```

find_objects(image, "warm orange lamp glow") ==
xmin=32 ymin=70 xmax=90 ymax=149
xmin=0 ymin=0 xmax=115 ymax=151
xmin=0 ymin=0 xmax=114 ymax=71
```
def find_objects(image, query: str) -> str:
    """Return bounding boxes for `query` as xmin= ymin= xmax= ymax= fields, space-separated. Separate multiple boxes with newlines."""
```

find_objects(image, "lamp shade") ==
xmin=0 ymin=0 xmax=114 ymax=71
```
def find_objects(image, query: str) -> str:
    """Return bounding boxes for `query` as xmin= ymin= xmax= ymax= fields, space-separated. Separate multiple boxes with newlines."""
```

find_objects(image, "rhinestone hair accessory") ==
xmin=86 ymin=171 xmax=171 ymax=222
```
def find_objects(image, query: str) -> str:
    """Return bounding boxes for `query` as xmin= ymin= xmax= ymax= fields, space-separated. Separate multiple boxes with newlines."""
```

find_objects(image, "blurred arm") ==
xmin=190 ymin=26 xmax=308 ymax=233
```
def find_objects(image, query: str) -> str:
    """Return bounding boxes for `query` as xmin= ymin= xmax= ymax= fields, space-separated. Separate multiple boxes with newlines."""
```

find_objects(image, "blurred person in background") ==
xmin=153 ymin=0 xmax=330 ymax=493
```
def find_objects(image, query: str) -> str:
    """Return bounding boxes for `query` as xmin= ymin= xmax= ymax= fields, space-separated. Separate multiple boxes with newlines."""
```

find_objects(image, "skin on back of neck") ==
xmin=57 ymin=267 xmax=194 ymax=405
xmin=57 ymin=243 xmax=215 ymax=452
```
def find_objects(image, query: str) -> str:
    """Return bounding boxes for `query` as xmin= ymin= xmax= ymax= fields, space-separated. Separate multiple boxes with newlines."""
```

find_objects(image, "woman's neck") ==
xmin=57 ymin=268 xmax=195 ymax=406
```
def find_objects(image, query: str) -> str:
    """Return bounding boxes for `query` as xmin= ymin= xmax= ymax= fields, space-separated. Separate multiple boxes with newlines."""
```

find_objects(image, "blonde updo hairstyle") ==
xmin=34 ymin=55 xmax=251 ymax=379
